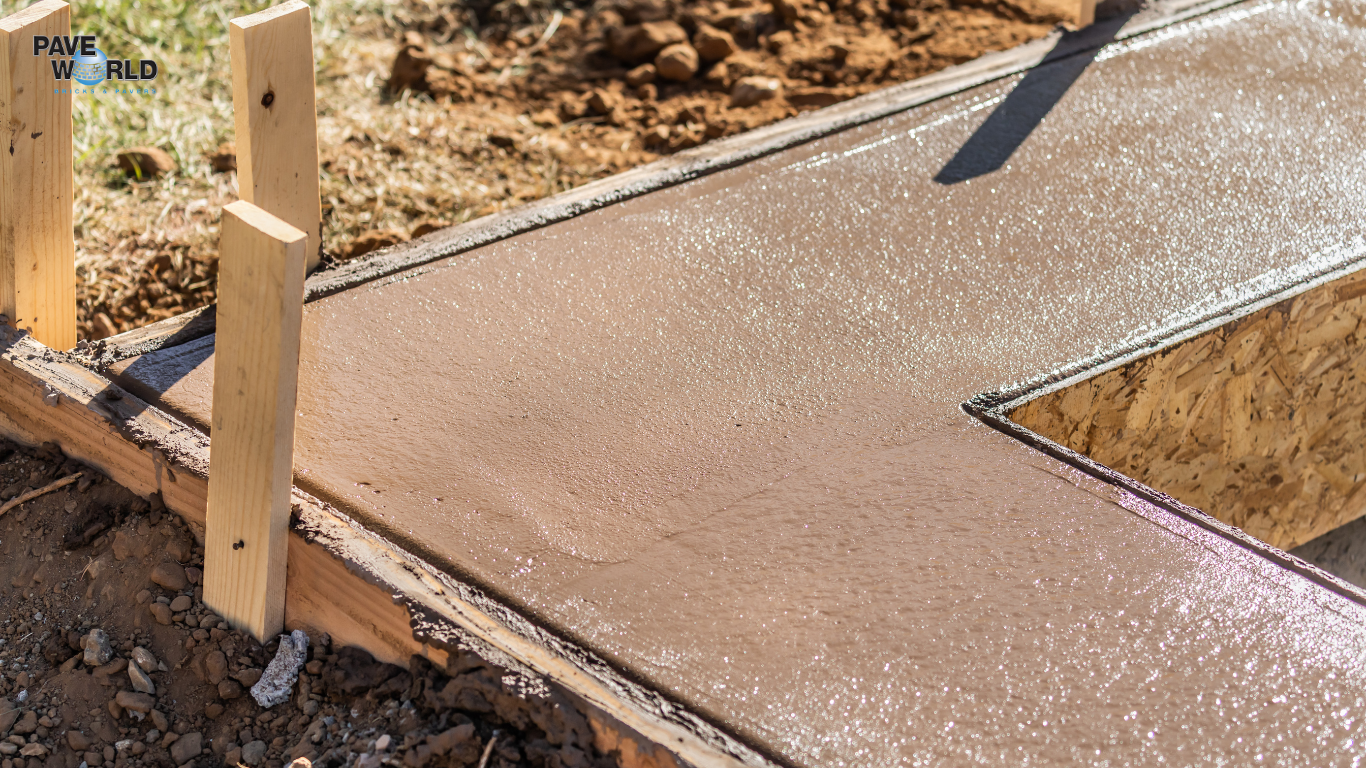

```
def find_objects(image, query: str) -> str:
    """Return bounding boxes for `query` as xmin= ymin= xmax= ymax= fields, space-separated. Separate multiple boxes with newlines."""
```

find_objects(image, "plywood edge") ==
xmin=0 ymin=327 xmax=770 ymax=768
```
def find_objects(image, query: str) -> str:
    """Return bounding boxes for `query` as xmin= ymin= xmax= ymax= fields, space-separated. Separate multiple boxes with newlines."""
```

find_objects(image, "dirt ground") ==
xmin=0 ymin=438 xmax=614 ymax=768
xmin=74 ymin=0 xmax=1062 ymax=342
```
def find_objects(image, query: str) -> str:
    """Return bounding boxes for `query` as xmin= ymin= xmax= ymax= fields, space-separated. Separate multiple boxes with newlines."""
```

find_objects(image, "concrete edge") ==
xmin=0 ymin=327 xmax=777 ymax=768
xmin=85 ymin=0 xmax=1247 ymax=367
xmin=963 ymin=235 xmax=1366 ymax=611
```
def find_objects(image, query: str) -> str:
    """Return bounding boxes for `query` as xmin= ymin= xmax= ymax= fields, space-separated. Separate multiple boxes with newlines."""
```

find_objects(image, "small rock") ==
xmin=607 ymin=20 xmax=687 ymax=62
xmin=82 ymin=629 xmax=113 ymax=666
xmin=225 ymin=747 xmax=242 ymax=766
xmin=240 ymin=740 xmax=267 ymax=766
xmin=232 ymin=668 xmax=262 ymax=688
xmin=204 ymin=702 xmax=224 ymax=719
xmin=375 ymin=735 xmax=391 ymax=752
xmin=386 ymin=31 xmax=433 ymax=93
xmin=731 ymin=76 xmax=783 ymax=108
xmin=110 ymin=531 xmax=134 ymax=561
xmin=18 ymin=743 xmax=46 ymax=757
xmin=625 ymin=63 xmax=656 ymax=87
xmin=94 ymin=658 xmax=128 ymax=685
xmin=132 ymin=647 xmax=158 ymax=673
xmin=208 ymin=142 xmax=236 ymax=173
xmin=0 ymin=701 xmax=17 ymax=734
xmin=693 ymin=25 xmax=737 ymax=61
xmin=115 ymin=147 xmax=177 ymax=179
xmin=343 ymin=230 xmax=407 ymax=261
xmin=67 ymin=731 xmax=92 ymax=751
xmin=204 ymin=651 xmax=228 ymax=685
xmin=169 ymin=595 xmax=192 ymax=613
xmin=149 ymin=603 xmax=172 ymax=625
xmin=250 ymin=630 xmax=309 ymax=708
xmin=169 ymin=732 xmax=202 ymax=765
xmin=114 ymin=691 xmax=154 ymax=714
xmin=427 ymin=724 xmax=479 ymax=764
xmin=654 ymin=43 xmax=699 ymax=82
xmin=151 ymin=711 xmax=169 ymax=732
xmin=135 ymin=589 xmax=152 ymax=605
xmin=217 ymin=680 xmax=243 ymax=701
xmin=150 ymin=562 xmax=187 ymax=591
xmin=12 ymin=711 xmax=37 ymax=735
xmin=128 ymin=662 xmax=156 ymax=695
xmin=184 ymin=567 xmax=203 ymax=585
xmin=107 ymin=699 xmax=124 ymax=719
xmin=165 ymin=536 xmax=192 ymax=562
xmin=409 ymin=220 xmax=448 ymax=239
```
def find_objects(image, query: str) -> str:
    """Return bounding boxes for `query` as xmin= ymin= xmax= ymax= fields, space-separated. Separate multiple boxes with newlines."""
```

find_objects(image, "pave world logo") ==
xmin=34 ymin=35 xmax=158 ymax=95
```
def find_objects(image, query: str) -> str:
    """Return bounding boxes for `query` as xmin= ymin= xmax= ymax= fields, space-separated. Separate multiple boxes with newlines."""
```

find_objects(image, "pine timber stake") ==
xmin=230 ymin=0 xmax=323 ymax=272
xmin=203 ymin=200 xmax=307 ymax=641
xmin=0 ymin=0 xmax=76 ymax=351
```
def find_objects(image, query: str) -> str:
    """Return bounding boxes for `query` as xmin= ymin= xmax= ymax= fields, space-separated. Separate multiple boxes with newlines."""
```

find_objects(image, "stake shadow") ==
xmin=934 ymin=11 xmax=1135 ymax=185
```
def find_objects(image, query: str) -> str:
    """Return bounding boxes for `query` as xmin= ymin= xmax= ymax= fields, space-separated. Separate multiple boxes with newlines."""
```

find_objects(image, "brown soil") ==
xmin=0 ymin=439 xmax=617 ymax=768
xmin=1011 ymin=268 xmax=1366 ymax=553
xmin=75 ymin=0 xmax=1061 ymax=343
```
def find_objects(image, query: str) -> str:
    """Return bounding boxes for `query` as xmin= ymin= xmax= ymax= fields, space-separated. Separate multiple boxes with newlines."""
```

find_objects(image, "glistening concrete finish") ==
xmin=117 ymin=0 xmax=1366 ymax=763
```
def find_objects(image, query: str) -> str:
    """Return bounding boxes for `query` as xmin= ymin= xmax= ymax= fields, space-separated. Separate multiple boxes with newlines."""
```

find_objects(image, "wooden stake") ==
xmin=0 ymin=0 xmax=75 ymax=350
xmin=230 ymin=0 xmax=323 ymax=272
xmin=203 ymin=200 xmax=307 ymax=641
xmin=1077 ymin=0 xmax=1096 ymax=28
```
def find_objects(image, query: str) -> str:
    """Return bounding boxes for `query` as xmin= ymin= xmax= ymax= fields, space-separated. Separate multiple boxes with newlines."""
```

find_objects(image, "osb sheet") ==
xmin=1012 ymin=269 xmax=1366 ymax=551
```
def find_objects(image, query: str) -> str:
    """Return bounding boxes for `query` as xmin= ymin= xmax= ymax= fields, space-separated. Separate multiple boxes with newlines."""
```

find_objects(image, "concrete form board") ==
xmin=115 ymin=1 xmax=1366 ymax=764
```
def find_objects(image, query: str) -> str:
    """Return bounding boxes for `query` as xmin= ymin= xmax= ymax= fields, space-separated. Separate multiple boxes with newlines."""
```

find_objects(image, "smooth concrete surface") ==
xmin=117 ymin=0 xmax=1366 ymax=763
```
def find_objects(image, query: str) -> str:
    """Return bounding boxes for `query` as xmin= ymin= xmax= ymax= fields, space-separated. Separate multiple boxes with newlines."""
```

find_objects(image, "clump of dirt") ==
xmin=387 ymin=0 xmax=1059 ymax=154
xmin=0 ymin=438 xmax=617 ymax=768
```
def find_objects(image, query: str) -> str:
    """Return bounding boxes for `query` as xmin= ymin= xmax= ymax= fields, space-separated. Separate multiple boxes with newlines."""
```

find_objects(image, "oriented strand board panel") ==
xmin=115 ymin=1 xmax=1366 ymax=765
xmin=1012 ymin=269 xmax=1366 ymax=552
xmin=0 ymin=0 xmax=75 ymax=350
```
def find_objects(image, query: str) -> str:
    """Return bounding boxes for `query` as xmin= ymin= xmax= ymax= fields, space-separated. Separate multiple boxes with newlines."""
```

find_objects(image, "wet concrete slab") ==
xmin=115 ymin=0 xmax=1366 ymax=763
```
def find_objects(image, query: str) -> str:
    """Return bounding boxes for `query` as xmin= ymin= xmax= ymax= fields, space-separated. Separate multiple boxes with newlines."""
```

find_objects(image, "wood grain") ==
xmin=1013 ymin=268 xmax=1366 ymax=551
xmin=0 ymin=0 xmax=75 ymax=351
xmin=230 ymin=0 xmax=322 ymax=272
xmin=203 ymin=200 xmax=307 ymax=640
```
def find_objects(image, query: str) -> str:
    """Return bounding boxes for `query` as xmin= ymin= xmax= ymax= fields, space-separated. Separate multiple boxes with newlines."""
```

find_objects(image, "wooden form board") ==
xmin=0 ymin=0 xmax=75 ymax=351
xmin=230 ymin=0 xmax=323 ymax=272
xmin=203 ymin=201 xmax=307 ymax=640
xmin=0 ymin=330 xmax=750 ymax=768
xmin=1012 ymin=267 xmax=1366 ymax=552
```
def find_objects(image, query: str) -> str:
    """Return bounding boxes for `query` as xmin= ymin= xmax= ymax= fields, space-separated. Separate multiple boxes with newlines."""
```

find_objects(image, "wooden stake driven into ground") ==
xmin=230 ymin=0 xmax=323 ymax=273
xmin=0 ymin=0 xmax=76 ymax=351
xmin=203 ymin=201 xmax=307 ymax=641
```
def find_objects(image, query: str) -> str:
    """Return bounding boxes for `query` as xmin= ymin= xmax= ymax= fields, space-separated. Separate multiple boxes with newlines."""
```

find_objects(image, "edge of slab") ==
xmin=83 ymin=0 xmax=1247 ymax=366
xmin=0 ymin=326 xmax=776 ymax=768
xmin=965 ymin=234 xmax=1366 ymax=611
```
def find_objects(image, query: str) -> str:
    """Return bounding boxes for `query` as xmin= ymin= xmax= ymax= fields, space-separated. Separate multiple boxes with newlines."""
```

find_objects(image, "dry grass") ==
xmin=60 ymin=0 xmax=633 ymax=339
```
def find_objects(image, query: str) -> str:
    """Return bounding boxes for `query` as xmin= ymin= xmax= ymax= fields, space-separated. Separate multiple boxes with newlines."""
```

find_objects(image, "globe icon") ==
xmin=72 ymin=49 xmax=107 ymax=86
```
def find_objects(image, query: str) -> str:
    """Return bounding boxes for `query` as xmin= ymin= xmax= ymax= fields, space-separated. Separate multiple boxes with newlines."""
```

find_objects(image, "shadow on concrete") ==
xmin=934 ymin=11 xmax=1135 ymax=185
